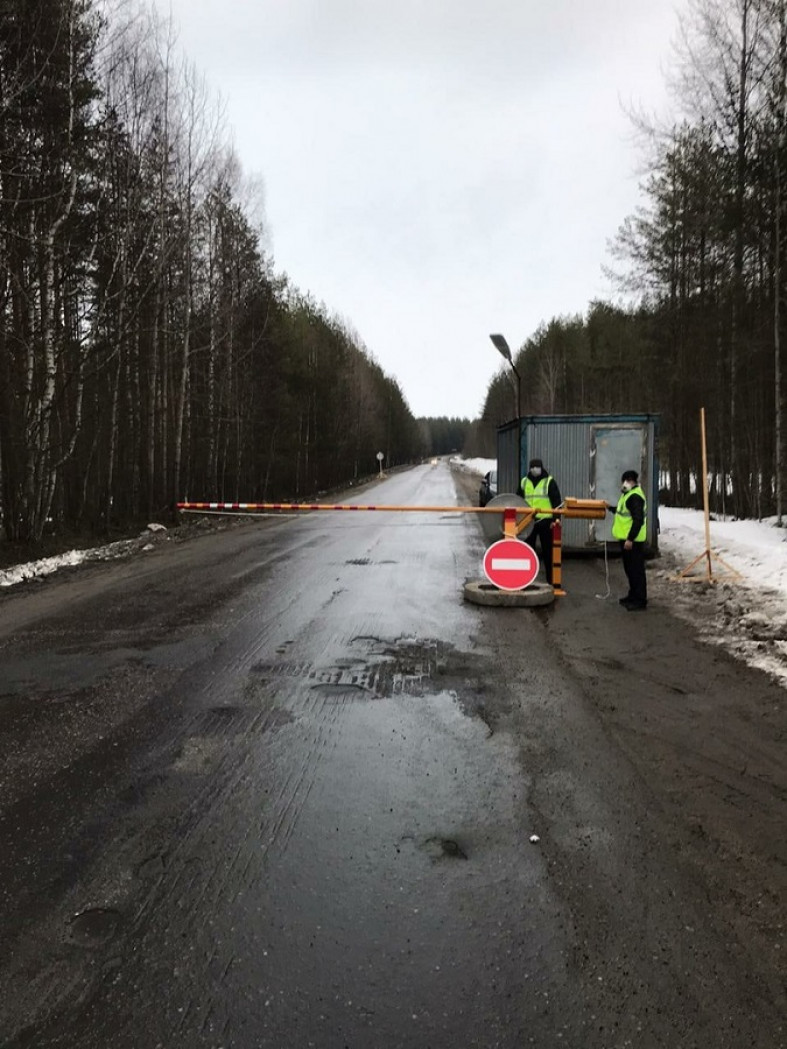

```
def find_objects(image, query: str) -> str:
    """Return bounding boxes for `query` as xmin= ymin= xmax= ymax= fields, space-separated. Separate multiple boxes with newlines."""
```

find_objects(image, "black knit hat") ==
xmin=529 ymin=458 xmax=544 ymax=470
xmin=621 ymin=469 xmax=639 ymax=483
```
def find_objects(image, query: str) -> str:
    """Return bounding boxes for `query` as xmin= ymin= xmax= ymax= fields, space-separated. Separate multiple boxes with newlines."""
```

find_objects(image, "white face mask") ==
xmin=622 ymin=481 xmax=634 ymax=492
xmin=530 ymin=467 xmax=542 ymax=477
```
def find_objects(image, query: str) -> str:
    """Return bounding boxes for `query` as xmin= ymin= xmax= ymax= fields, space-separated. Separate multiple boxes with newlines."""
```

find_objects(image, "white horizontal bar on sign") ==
xmin=490 ymin=558 xmax=533 ymax=571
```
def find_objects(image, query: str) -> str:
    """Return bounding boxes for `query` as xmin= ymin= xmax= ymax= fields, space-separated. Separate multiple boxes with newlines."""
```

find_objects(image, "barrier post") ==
xmin=552 ymin=518 xmax=566 ymax=596
xmin=503 ymin=507 xmax=518 ymax=539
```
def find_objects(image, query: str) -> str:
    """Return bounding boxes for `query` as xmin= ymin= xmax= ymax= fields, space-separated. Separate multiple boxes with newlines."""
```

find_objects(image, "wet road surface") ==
xmin=0 ymin=462 xmax=784 ymax=1048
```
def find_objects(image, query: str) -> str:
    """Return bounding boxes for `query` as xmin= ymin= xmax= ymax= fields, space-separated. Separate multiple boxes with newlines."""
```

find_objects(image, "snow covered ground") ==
xmin=2 ymin=458 xmax=786 ymax=686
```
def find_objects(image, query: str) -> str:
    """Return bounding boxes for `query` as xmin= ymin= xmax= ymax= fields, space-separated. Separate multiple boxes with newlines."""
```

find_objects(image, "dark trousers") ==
xmin=526 ymin=519 xmax=554 ymax=584
xmin=621 ymin=541 xmax=647 ymax=605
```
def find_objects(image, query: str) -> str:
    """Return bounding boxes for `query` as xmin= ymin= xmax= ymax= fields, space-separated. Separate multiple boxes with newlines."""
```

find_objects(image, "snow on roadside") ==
xmin=655 ymin=507 xmax=787 ymax=687
xmin=0 ymin=527 xmax=167 ymax=588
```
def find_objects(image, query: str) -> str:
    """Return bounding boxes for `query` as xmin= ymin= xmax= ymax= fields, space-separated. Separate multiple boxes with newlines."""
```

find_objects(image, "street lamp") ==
xmin=489 ymin=333 xmax=521 ymax=420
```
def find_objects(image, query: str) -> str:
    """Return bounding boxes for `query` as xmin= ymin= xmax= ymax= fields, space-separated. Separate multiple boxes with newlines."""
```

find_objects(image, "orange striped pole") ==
xmin=552 ymin=518 xmax=565 ymax=596
xmin=177 ymin=499 xmax=607 ymax=597
xmin=177 ymin=501 xmax=534 ymax=515
xmin=503 ymin=507 xmax=518 ymax=538
xmin=176 ymin=501 xmax=605 ymax=524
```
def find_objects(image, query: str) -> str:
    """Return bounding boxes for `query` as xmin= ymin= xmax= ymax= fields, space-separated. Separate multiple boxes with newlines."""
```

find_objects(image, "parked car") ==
xmin=478 ymin=469 xmax=498 ymax=506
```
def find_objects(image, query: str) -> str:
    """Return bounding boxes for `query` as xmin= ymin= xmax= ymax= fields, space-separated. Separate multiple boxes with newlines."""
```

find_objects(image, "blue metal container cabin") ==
xmin=497 ymin=413 xmax=660 ymax=553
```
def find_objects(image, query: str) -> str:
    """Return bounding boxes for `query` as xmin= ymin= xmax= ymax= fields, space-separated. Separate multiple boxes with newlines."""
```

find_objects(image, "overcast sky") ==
xmin=152 ymin=0 xmax=679 ymax=419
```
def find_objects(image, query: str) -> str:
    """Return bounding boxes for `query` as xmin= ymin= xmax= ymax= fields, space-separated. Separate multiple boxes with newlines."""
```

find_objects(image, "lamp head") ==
xmin=489 ymin=333 xmax=512 ymax=361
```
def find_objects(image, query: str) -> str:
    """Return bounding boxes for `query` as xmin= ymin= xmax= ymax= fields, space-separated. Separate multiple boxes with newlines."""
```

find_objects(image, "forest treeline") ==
xmin=0 ymin=0 xmax=471 ymax=545
xmin=469 ymin=0 xmax=787 ymax=521
xmin=5 ymin=0 xmax=784 ymax=548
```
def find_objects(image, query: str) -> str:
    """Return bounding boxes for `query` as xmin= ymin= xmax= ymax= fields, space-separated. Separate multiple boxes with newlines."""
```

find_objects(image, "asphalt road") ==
xmin=0 ymin=462 xmax=784 ymax=1048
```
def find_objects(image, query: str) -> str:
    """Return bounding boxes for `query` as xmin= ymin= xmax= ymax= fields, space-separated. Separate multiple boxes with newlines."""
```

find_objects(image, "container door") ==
xmin=591 ymin=425 xmax=646 ymax=543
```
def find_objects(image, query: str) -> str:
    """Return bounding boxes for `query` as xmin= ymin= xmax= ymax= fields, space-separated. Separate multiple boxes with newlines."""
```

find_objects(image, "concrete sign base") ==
xmin=463 ymin=579 xmax=555 ymax=608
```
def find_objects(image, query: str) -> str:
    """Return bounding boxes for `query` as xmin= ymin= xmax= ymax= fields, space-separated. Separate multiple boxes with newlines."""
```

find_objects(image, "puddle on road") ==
xmin=247 ymin=635 xmax=494 ymax=733
xmin=251 ymin=636 xmax=459 ymax=698
xmin=67 ymin=907 xmax=121 ymax=947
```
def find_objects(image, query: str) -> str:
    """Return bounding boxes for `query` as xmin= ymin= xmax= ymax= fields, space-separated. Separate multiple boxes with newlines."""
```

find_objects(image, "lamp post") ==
xmin=489 ymin=333 xmax=521 ymax=420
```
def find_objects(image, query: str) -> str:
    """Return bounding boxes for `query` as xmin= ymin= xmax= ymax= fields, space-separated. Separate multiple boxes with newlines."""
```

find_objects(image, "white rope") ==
xmin=595 ymin=541 xmax=611 ymax=599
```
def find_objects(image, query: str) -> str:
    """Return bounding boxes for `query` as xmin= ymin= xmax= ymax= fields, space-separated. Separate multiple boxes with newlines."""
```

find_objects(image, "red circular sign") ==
xmin=483 ymin=538 xmax=540 ymax=591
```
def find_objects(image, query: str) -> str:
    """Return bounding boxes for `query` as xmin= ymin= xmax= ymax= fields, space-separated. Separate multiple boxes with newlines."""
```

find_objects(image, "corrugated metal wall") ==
xmin=497 ymin=422 xmax=520 ymax=495
xmin=523 ymin=418 xmax=595 ymax=549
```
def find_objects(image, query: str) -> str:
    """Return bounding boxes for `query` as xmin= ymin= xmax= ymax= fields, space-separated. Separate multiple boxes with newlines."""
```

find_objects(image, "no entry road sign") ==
xmin=483 ymin=538 xmax=540 ymax=591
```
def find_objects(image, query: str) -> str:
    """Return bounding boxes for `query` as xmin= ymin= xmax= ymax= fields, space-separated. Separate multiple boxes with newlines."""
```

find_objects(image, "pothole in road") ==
xmin=137 ymin=852 xmax=166 ymax=879
xmin=348 ymin=636 xmax=444 ymax=696
xmin=66 ymin=907 xmax=122 ymax=947
xmin=251 ymin=638 xmax=443 ymax=697
xmin=421 ymin=836 xmax=469 ymax=861
xmin=250 ymin=636 xmax=493 ymax=727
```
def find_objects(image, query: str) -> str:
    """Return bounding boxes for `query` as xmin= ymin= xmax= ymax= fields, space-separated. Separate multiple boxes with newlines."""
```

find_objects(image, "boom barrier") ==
xmin=179 ymin=501 xmax=521 ymax=512
xmin=176 ymin=498 xmax=607 ymax=596
xmin=176 ymin=499 xmax=605 ymax=528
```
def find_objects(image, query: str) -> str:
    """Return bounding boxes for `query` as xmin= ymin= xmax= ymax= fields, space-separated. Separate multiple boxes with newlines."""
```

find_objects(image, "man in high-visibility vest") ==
xmin=520 ymin=457 xmax=562 ymax=587
xmin=610 ymin=469 xmax=648 ymax=611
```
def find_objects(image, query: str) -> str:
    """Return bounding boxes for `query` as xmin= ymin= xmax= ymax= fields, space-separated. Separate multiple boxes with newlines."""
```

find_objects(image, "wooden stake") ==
xmin=675 ymin=407 xmax=742 ymax=583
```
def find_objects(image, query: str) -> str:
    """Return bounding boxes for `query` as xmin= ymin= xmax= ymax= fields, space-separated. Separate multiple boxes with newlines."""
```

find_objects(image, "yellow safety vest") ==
xmin=613 ymin=485 xmax=647 ymax=543
xmin=523 ymin=475 xmax=553 ymax=520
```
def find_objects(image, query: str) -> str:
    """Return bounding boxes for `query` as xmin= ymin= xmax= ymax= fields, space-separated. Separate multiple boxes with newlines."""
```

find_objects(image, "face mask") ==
xmin=530 ymin=467 xmax=542 ymax=477
xmin=622 ymin=481 xmax=634 ymax=492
